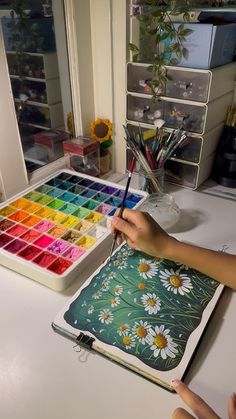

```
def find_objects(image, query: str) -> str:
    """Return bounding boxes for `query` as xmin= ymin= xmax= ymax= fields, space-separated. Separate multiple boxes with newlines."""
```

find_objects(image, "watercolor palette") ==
xmin=0 ymin=170 xmax=147 ymax=291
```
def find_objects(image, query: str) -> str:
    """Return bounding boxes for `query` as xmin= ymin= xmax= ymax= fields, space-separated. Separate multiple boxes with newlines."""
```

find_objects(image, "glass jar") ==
xmin=138 ymin=166 xmax=165 ymax=194
xmin=138 ymin=193 xmax=181 ymax=230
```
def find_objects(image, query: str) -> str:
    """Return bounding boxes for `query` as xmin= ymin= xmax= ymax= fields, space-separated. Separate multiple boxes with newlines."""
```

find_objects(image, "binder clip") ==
xmin=76 ymin=332 xmax=95 ymax=349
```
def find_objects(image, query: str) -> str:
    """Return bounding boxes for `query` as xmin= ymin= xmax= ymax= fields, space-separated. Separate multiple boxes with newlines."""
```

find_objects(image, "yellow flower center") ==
xmin=170 ymin=275 xmax=182 ymax=288
xmin=138 ymin=282 xmax=145 ymax=290
xmin=154 ymin=334 xmax=167 ymax=349
xmin=138 ymin=263 xmax=150 ymax=273
xmin=136 ymin=326 xmax=147 ymax=338
xmin=111 ymin=298 xmax=116 ymax=305
xmin=119 ymin=324 xmax=127 ymax=332
xmin=147 ymin=298 xmax=156 ymax=307
xmin=123 ymin=336 xmax=132 ymax=346
xmin=103 ymin=313 xmax=110 ymax=321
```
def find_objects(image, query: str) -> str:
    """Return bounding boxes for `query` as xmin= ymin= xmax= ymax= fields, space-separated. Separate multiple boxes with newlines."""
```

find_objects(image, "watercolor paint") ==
xmin=34 ymin=220 xmax=55 ymax=233
xmin=0 ymin=171 xmax=145 ymax=287
xmin=84 ymin=212 xmax=103 ymax=224
xmin=21 ymin=215 xmax=42 ymax=227
xmin=7 ymin=224 xmax=28 ymax=237
xmin=73 ymin=220 xmax=92 ymax=234
xmin=24 ymin=202 xmax=42 ymax=213
xmin=35 ymin=207 xmax=53 ymax=218
xmin=75 ymin=235 xmax=96 ymax=250
xmin=0 ymin=219 xmax=15 ymax=231
xmin=4 ymin=239 xmax=27 ymax=254
xmin=61 ymin=230 xmax=81 ymax=243
xmin=62 ymin=246 xmax=85 ymax=262
xmin=71 ymin=207 xmax=90 ymax=219
xmin=24 ymin=191 xmax=43 ymax=201
xmin=47 ymin=239 xmax=70 ymax=255
xmin=8 ymin=210 xmax=29 ymax=222
xmin=18 ymin=245 xmax=41 ymax=260
xmin=20 ymin=229 xmax=41 ymax=243
xmin=0 ymin=206 xmax=17 ymax=217
xmin=36 ymin=195 xmax=54 ymax=205
xmin=33 ymin=251 xmax=57 ymax=267
xmin=47 ymin=225 xmax=68 ymax=238
xmin=0 ymin=233 xmax=13 ymax=247
xmin=47 ymin=257 xmax=72 ymax=274
xmin=95 ymin=203 xmax=114 ymax=215
xmin=33 ymin=235 xmax=55 ymax=248
xmin=60 ymin=215 xmax=78 ymax=229
xmin=10 ymin=198 xmax=32 ymax=210
xmin=46 ymin=187 xmax=63 ymax=198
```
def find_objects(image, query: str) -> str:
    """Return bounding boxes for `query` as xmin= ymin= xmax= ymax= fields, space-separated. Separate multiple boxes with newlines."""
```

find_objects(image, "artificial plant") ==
xmin=129 ymin=0 xmax=193 ymax=100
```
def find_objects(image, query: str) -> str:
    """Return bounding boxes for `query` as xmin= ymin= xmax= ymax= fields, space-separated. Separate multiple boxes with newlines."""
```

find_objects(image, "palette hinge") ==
xmin=76 ymin=332 xmax=95 ymax=349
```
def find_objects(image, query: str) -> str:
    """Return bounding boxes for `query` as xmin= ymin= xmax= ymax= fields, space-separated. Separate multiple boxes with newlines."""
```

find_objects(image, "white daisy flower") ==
xmin=92 ymin=290 xmax=102 ymax=300
xmin=160 ymin=268 xmax=193 ymax=295
xmin=141 ymin=293 xmax=161 ymax=314
xmin=147 ymin=325 xmax=178 ymax=359
xmin=110 ymin=296 xmax=120 ymax=308
xmin=114 ymin=285 xmax=123 ymax=295
xmin=87 ymin=305 xmax=94 ymax=314
xmin=98 ymin=309 xmax=114 ymax=325
xmin=108 ymin=272 xmax=116 ymax=280
xmin=137 ymin=258 xmax=158 ymax=279
xmin=101 ymin=279 xmax=110 ymax=292
xmin=117 ymin=260 xmax=128 ymax=270
xmin=132 ymin=320 xmax=151 ymax=344
xmin=117 ymin=323 xmax=130 ymax=336
xmin=122 ymin=332 xmax=136 ymax=350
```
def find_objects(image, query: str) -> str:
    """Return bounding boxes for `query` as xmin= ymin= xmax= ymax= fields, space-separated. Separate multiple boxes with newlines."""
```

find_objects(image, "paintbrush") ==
xmin=108 ymin=156 xmax=136 ymax=260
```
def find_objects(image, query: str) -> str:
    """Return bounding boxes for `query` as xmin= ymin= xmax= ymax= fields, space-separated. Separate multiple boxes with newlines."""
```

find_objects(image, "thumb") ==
xmin=228 ymin=392 xmax=236 ymax=419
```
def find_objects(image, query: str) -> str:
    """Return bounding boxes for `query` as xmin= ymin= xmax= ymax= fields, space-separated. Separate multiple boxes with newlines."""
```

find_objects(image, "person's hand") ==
xmin=111 ymin=208 xmax=176 ymax=259
xmin=172 ymin=380 xmax=236 ymax=419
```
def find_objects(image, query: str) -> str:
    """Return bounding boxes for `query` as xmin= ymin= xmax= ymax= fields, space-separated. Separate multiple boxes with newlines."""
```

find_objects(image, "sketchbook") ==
xmin=52 ymin=243 xmax=224 ymax=390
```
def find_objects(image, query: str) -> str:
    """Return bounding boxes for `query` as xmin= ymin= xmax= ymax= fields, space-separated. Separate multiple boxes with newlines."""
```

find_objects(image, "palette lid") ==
xmin=63 ymin=137 xmax=99 ymax=155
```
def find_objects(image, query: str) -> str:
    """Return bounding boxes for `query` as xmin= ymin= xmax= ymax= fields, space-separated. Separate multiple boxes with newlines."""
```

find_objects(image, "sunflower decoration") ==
xmin=90 ymin=118 xmax=113 ymax=150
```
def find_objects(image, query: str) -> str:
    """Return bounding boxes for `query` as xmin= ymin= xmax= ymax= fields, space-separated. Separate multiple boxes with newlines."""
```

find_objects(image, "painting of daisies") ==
xmin=61 ymin=244 xmax=223 ymax=376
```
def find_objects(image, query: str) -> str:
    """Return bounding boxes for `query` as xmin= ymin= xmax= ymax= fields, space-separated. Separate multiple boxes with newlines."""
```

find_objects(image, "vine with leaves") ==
xmin=129 ymin=0 xmax=193 ymax=100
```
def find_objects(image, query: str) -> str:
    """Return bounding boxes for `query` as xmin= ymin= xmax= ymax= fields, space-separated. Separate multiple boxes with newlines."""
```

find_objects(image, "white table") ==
xmin=0 ymin=180 xmax=236 ymax=419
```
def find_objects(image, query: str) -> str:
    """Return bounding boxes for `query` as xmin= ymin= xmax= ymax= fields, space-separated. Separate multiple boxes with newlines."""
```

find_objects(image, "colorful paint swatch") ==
xmin=47 ymin=240 xmax=70 ymax=255
xmin=35 ymin=207 xmax=53 ymax=218
xmin=4 ymin=239 xmax=27 ymax=254
xmin=85 ymin=212 xmax=103 ymax=224
xmin=82 ymin=200 xmax=100 ymax=210
xmin=33 ymin=235 xmax=55 ymax=248
xmin=95 ymin=203 xmax=113 ymax=215
xmin=75 ymin=235 xmax=96 ymax=250
xmin=18 ymin=245 xmax=41 ymax=260
xmin=73 ymin=220 xmax=92 ymax=234
xmin=57 ymin=192 xmax=76 ymax=202
xmin=0 ymin=219 xmax=15 ymax=231
xmin=20 ymin=229 xmax=41 ymax=243
xmin=46 ymin=187 xmax=63 ymax=198
xmin=24 ymin=191 xmax=43 ymax=201
xmin=59 ymin=203 xmax=78 ymax=214
xmin=0 ymin=233 xmax=13 ymax=247
xmin=47 ymin=199 xmax=64 ymax=210
xmin=24 ymin=202 xmax=42 ymax=213
xmin=7 ymin=224 xmax=28 ymax=237
xmin=10 ymin=198 xmax=31 ymax=210
xmin=47 ymin=257 xmax=72 ymax=274
xmin=46 ymin=211 xmax=67 ymax=224
xmin=61 ymin=230 xmax=81 ymax=244
xmin=48 ymin=225 xmax=68 ymax=238
xmin=0 ymin=206 xmax=16 ymax=217
xmin=21 ymin=215 xmax=42 ymax=227
xmin=34 ymin=220 xmax=55 ymax=233
xmin=62 ymin=246 xmax=85 ymax=262
xmin=36 ymin=195 xmax=54 ymax=205
xmin=72 ymin=207 xmax=90 ymax=219
xmin=35 ymin=184 xmax=52 ymax=194
xmin=60 ymin=216 xmax=78 ymax=229
xmin=9 ymin=210 xmax=29 ymax=222
xmin=33 ymin=251 xmax=57 ymax=268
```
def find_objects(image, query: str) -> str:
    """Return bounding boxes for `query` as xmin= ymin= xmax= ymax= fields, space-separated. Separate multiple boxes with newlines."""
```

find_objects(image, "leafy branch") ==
xmin=129 ymin=0 xmax=193 ymax=100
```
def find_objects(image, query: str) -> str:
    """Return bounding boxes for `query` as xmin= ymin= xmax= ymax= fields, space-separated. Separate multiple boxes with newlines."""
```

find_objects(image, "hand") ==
xmin=172 ymin=380 xmax=236 ymax=419
xmin=111 ymin=208 xmax=175 ymax=259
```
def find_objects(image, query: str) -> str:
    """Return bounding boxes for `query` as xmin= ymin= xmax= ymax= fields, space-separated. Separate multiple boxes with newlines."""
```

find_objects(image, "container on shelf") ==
xmin=63 ymin=137 xmax=100 ymax=177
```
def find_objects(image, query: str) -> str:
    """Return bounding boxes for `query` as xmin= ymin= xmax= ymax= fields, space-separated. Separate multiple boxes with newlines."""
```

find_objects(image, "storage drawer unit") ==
xmin=127 ymin=92 xmax=233 ymax=134
xmin=15 ymin=102 xmax=64 ymax=129
xmin=127 ymin=62 xmax=236 ymax=103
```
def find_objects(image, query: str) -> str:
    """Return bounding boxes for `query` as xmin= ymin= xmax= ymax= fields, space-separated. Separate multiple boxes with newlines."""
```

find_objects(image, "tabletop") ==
xmin=0 ymin=178 xmax=236 ymax=419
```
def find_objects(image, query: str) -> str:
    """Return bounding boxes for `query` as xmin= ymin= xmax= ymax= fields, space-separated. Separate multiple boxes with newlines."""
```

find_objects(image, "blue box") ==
xmin=170 ymin=22 xmax=236 ymax=69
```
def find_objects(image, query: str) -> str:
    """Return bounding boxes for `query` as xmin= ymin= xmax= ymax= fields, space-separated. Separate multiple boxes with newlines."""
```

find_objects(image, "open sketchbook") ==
xmin=52 ymin=243 xmax=224 ymax=391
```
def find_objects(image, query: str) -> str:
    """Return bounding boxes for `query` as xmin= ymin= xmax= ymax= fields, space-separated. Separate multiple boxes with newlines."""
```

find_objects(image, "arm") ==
xmin=111 ymin=208 xmax=236 ymax=290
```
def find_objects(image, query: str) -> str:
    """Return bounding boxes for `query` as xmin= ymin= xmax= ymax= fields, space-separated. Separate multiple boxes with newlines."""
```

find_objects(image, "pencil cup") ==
xmin=138 ymin=167 xmax=165 ymax=194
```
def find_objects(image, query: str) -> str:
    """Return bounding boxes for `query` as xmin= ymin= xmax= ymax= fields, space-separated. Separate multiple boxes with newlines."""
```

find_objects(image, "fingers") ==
xmin=172 ymin=380 xmax=220 ymax=419
xmin=172 ymin=407 xmax=195 ymax=419
xmin=228 ymin=392 xmax=236 ymax=419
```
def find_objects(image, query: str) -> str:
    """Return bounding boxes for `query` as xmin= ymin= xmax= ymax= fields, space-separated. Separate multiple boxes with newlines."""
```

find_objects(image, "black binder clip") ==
xmin=76 ymin=332 xmax=95 ymax=349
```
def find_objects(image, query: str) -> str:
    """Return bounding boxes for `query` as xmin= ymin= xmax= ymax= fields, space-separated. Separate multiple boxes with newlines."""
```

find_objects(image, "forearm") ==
xmin=164 ymin=239 xmax=236 ymax=290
